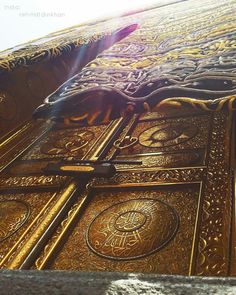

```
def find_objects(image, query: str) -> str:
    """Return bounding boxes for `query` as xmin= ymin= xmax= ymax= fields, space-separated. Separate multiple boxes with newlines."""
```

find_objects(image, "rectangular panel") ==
xmin=22 ymin=125 xmax=106 ymax=160
xmin=125 ymin=115 xmax=210 ymax=154
xmin=48 ymin=183 xmax=200 ymax=275
xmin=112 ymin=114 xmax=211 ymax=170
xmin=0 ymin=121 xmax=116 ymax=191
xmin=0 ymin=191 xmax=57 ymax=266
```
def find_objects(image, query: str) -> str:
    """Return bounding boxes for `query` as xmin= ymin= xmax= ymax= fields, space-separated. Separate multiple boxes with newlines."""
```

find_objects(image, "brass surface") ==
xmin=0 ymin=0 xmax=235 ymax=277
xmin=32 ymin=109 xmax=234 ymax=276
xmin=6 ymin=181 xmax=78 ymax=269
xmin=0 ymin=191 xmax=56 ymax=268
xmin=0 ymin=102 xmax=233 ymax=275
xmin=86 ymin=198 xmax=179 ymax=260
xmin=48 ymin=184 xmax=200 ymax=274
xmin=0 ymin=116 xmax=128 ymax=268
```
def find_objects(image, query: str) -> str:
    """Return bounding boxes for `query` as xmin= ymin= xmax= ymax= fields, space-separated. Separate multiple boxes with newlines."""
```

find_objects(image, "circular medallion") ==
xmin=139 ymin=123 xmax=198 ymax=148
xmin=0 ymin=200 xmax=30 ymax=242
xmin=86 ymin=199 xmax=179 ymax=260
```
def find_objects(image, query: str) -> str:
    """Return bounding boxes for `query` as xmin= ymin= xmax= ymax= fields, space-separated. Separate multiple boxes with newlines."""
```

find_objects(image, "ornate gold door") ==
xmin=0 ymin=0 xmax=236 ymax=280
xmin=0 ymin=106 xmax=234 ymax=276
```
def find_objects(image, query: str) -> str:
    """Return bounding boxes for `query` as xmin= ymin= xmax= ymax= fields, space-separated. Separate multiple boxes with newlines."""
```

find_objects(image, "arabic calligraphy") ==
xmin=40 ymin=130 xmax=94 ymax=156
xmin=86 ymin=198 xmax=179 ymax=260
xmin=139 ymin=123 xmax=198 ymax=148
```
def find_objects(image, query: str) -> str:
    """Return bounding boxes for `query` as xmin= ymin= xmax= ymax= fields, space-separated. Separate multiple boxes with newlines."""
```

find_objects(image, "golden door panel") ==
xmin=0 ymin=123 xmax=111 ymax=189
xmin=120 ymin=115 xmax=210 ymax=152
xmin=0 ymin=118 xmax=126 ymax=269
xmin=0 ymin=108 xmax=233 ymax=276
xmin=0 ymin=191 xmax=57 ymax=266
xmin=22 ymin=124 xmax=107 ymax=161
xmin=114 ymin=113 xmax=210 ymax=170
xmin=45 ymin=183 xmax=200 ymax=275
xmin=108 ymin=111 xmax=233 ymax=276
xmin=33 ymin=110 xmax=233 ymax=276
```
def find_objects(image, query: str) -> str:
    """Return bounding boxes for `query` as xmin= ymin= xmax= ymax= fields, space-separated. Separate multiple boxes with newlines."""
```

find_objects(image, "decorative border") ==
xmin=93 ymin=168 xmax=205 ymax=186
xmin=194 ymin=112 xmax=232 ymax=275
xmin=34 ymin=112 xmax=234 ymax=275
xmin=0 ymin=175 xmax=66 ymax=190
xmin=35 ymin=181 xmax=94 ymax=269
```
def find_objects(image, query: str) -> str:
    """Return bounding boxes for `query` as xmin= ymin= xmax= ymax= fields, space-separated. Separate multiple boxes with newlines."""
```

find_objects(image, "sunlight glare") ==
xmin=0 ymin=0 xmax=168 ymax=51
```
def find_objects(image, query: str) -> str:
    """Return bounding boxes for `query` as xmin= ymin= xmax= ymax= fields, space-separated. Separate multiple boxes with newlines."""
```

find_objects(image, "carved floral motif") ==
xmin=195 ymin=112 xmax=232 ymax=275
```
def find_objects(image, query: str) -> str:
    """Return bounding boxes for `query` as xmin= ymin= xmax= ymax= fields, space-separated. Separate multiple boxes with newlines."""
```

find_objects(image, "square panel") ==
xmin=49 ymin=183 xmax=200 ymax=275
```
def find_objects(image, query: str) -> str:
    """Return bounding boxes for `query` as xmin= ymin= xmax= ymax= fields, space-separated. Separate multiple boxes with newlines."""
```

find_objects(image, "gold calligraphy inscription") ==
xmin=139 ymin=123 xmax=198 ymax=148
xmin=41 ymin=130 xmax=94 ymax=156
xmin=22 ymin=125 xmax=105 ymax=160
xmin=116 ymin=151 xmax=202 ymax=169
xmin=86 ymin=198 xmax=179 ymax=260
xmin=0 ymin=200 xmax=30 ymax=242
xmin=48 ymin=186 xmax=199 ymax=273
